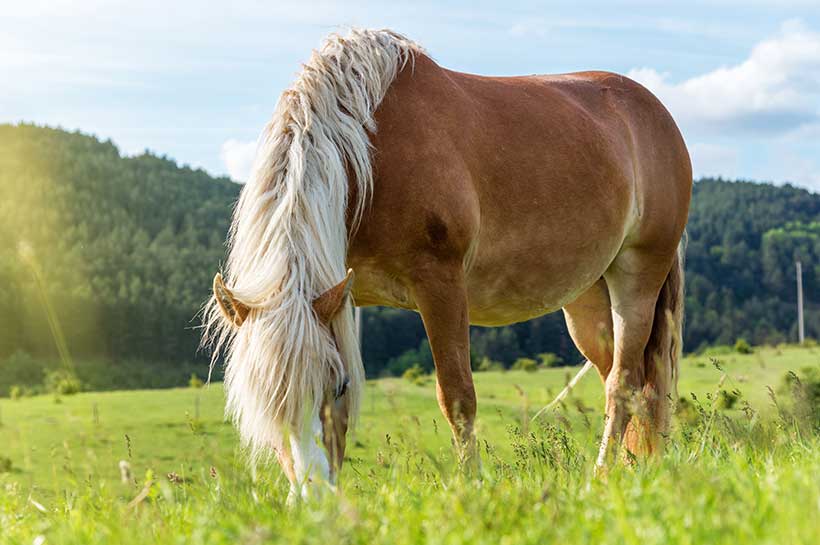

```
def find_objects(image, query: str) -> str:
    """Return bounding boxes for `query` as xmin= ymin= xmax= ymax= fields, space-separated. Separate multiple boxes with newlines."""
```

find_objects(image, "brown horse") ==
xmin=204 ymin=29 xmax=691 ymax=498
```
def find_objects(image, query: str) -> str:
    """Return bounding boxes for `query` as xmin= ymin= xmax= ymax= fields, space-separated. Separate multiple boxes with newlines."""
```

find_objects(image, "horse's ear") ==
xmin=213 ymin=273 xmax=251 ymax=327
xmin=313 ymin=269 xmax=354 ymax=325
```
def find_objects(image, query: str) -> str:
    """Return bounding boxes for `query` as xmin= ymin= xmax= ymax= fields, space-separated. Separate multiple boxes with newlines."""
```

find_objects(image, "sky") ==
xmin=3 ymin=0 xmax=820 ymax=191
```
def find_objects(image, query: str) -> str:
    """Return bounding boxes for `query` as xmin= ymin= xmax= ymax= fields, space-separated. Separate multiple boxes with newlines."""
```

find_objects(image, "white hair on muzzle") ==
xmin=202 ymin=29 xmax=421 ymax=463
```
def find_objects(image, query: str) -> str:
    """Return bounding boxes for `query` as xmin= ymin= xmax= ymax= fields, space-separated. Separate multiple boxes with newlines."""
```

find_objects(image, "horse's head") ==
xmin=211 ymin=269 xmax=357 ymax=498
xmin=201 ymin=28 xmax=417 ymax=501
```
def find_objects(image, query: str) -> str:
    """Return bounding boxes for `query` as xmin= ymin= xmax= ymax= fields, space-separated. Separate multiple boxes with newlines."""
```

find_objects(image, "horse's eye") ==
xmin=335 ymin=376 xmax=350 ymax=399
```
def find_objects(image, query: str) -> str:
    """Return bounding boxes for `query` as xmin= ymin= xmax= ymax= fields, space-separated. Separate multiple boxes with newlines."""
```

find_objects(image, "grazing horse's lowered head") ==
xmin=202 ymin=29 xmax=421 ymax=499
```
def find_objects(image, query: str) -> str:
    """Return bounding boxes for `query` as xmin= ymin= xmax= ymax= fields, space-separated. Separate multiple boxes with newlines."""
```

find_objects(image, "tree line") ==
xmin=0 ymin=125 xmax=816 ymax=393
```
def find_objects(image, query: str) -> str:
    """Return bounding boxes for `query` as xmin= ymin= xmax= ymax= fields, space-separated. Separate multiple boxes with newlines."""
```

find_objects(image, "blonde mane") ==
xmin=203 ymin=29 xmax=421 ymax=461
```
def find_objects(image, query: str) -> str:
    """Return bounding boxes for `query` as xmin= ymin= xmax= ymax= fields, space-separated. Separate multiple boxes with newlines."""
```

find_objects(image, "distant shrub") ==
xmin=2 ymin=356 xmax=220 ymax=397
xmin=402 ymin=364 xmax=425 ymax=383
xmin=0 ymin=456 xmax=12 ymax=473
xmin=387 ymin=340 xmax=434 ymax=376
xmin=9 ymin=385 xmax=22 ymax=400
xmin=0 ymin=351 xmax=48 ymax=396
xmin=537 ymin=353 xmax=563 ymax=368
xmin=700 ymin=345 xmax=733 ymax=357
xmin=512 ymin=358 xmax=538 ymax=373
xmin=67 ymin=358 xmax=218 ymax=393
xmin=188 ymin=373 xmax=204 ymax=389
xmin=476 ymin=357 xmax=504 ymax=372
xmin=802 ymin=338 xmax=818 ymax=348
xmin=717 ymin=389 xmax=741 ymax=410
xmin=734 ymin=339 xmax=753 ymax=354
xmin=44 ymin=369 xmax=82 ymax=396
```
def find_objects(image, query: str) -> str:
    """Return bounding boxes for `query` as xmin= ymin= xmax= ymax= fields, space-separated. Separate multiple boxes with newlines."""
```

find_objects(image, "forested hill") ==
xmin=685 ymin=179 xmax=818 ymax=349
xmin=0 ymin=124 xmax=238 ymax=371
xmin=0 ymin=125 xmax=817 ymax=389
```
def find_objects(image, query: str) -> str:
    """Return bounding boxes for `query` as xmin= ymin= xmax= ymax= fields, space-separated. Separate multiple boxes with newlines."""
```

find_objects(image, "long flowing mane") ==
xmin=203 ymin=29 xmax=421 ymax=461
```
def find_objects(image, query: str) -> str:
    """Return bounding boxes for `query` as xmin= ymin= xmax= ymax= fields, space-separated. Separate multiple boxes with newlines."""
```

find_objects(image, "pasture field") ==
xmin=0 ymin=345 xmax=818 ymax=544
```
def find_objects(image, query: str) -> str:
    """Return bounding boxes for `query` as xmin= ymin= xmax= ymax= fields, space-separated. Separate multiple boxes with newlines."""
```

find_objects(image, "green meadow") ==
xmin=1 ymin=345 xmax=818 ymax=545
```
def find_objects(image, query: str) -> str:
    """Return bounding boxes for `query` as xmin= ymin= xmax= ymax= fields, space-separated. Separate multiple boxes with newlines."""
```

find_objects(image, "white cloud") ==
xmin=220 ymin=139 xmax=258 ymax=183
xmin=628 ymin=20 xmax=820 ymax=134
xmin=689 ymin=143 xmax=740 ymax=179
xmin=777 ymin=152 xmax=820 ymax=192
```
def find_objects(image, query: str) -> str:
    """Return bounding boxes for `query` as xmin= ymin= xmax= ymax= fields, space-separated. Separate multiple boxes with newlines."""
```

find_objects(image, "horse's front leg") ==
xmin=411 ymin=260 xmax=477 ymax=468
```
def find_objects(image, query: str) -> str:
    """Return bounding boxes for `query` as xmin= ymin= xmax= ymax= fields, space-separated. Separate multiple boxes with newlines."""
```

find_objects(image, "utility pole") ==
xmin=355 ymin=307 xmax=363 ymax=348
xmin=796 ymin=261 xmax=804 ymax=345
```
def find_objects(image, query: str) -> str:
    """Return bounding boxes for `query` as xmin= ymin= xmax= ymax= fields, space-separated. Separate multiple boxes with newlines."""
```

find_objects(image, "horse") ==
xmin=204 ymin=28 xmax=691 ymax=499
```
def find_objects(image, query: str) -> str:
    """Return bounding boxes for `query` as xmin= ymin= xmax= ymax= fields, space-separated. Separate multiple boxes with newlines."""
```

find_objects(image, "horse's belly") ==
xmin=351 ymin=242 xmax=618 ymax=325
xmin=463 ymin=234 xmax=621 ymax=326
xmin=464 ymin=270 xmax=599 ymax=326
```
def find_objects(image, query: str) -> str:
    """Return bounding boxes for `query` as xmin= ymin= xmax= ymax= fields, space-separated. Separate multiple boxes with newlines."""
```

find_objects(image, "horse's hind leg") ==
xmin=563 ymin=278 xmax=614 ymax=381
xmin=598 ymin=247 xmax=674 ymax=467
xmin=410 ymin=262 xmax=477 ymax=466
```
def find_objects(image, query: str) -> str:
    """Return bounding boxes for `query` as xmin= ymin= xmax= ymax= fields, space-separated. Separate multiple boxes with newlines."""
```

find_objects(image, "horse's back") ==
xmin=441 ymin=65 xmax=691 ymax=226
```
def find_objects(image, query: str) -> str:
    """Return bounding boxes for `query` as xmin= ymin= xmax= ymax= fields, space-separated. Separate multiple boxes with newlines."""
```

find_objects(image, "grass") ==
xmin=0 ymin=345 xmax=818 ymax=544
